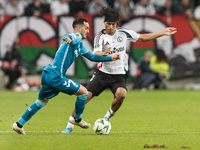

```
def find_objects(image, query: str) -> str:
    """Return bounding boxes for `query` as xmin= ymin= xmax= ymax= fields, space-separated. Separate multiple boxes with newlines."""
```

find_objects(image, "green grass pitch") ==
xmin=1 ymin=90 xmax=200 ymax=150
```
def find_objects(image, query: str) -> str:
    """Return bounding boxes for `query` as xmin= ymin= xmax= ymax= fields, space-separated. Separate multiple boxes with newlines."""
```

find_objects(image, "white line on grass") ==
xmin=1 ymin=131 xmax=200 ymax=134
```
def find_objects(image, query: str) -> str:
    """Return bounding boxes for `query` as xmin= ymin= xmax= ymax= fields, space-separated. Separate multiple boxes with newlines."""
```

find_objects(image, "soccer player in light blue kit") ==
xmin=12 ymin=18 xmax=120 ymax=134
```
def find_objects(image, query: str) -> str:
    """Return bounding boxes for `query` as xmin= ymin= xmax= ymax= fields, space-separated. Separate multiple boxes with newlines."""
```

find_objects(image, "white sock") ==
xmin=66 ymin=116 xmax=74 ymax=129
xmin=104 ymin=107 xmax=115 ymax=119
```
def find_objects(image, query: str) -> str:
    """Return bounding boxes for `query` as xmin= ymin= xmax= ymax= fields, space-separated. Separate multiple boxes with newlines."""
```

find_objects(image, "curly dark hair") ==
xmin=100 ymin=7 xmax=120 ymax=21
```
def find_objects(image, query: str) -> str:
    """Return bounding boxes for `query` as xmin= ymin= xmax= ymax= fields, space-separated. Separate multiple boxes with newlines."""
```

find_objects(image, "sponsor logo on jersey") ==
xmin=117 ymin=36 xmax=123 ymax=42
xmin=105 ymin=41 xmax=110 ymax=46
xmin=109 ymin=47 xmax=125 ymax=54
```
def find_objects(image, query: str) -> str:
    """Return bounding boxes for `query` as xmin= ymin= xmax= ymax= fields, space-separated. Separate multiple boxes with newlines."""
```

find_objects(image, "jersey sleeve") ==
xmin=62 ymin=32 xmax=82 ymax=45
xmin=119 ymin=28 xmax=140 ymax=42
xmin=82 ymin=51 xmax=111 ymax=62
xmin=93 ymin=32 xmax=103 ymax=54
xmin=79 ymin=42 xmax=89 ymax=55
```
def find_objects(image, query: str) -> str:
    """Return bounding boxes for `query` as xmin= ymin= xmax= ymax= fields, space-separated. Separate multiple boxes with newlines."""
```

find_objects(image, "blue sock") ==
xmin=74 ymin=94 xmax=88 ymax=119
xmin=18 ymin=100 xmax=47 ymax=126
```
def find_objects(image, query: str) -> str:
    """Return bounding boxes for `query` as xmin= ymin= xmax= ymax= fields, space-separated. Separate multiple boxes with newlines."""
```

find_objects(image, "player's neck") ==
xmin=104 ymin=30 xmax=116 ymax=36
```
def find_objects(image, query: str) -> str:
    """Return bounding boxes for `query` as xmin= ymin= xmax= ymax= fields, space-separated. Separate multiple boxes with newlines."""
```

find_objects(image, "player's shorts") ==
xmin=38 ymin=70 xmax=81 ymax=100
xmin=86 ymin=70 xmax=127 ymax=97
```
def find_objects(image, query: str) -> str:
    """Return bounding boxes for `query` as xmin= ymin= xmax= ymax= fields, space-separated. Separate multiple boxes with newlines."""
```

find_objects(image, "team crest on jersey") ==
xmin=75 ymin=33 xmax=79 ymax=36
xmin=117 ymin=36 xmax=123 ymax=42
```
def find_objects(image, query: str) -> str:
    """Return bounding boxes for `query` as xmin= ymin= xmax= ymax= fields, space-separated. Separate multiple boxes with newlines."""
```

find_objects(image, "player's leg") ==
xmin=70 ymin=91 xmax=93 ymax=117
xmin=62 ymin=91 xmax=93 ymax=133
xmin=12 ymin=99 xmax=49 ymax=134
xmin=104 ymin=75 xmax=127 ymax=120
xmin=62 ymin=71 xmax=106 ymax=133
xmin=104 ymin=87 xmax=127 ymax=120
xmin=62 ymin=85 xmax=92 ymax=133
xmin=12 ymin=71 xmax=58 ymax=134
xmin=58 ymin=77 xmax=90 ymax=133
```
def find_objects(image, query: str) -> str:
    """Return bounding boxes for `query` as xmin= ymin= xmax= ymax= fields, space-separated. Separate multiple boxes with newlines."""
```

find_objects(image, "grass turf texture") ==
xmin=0 ymin=90 xmax=200 ymax=150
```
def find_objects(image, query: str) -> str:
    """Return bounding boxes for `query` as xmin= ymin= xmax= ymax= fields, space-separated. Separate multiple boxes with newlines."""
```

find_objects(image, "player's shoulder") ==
xmin=95 ymin=29 xmax=105 ymax=37
xmin=94 ymin=29 xmax=105 ymax=44
xmin=117 ymin=27 xmax=132 ymax=33
xmin=117 ymin=27 xmax=138 ymax=38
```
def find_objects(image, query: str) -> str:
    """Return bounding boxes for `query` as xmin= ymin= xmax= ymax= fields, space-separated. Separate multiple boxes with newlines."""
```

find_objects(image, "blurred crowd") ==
xmin=0 ymin=0 xmax=200 ymax=23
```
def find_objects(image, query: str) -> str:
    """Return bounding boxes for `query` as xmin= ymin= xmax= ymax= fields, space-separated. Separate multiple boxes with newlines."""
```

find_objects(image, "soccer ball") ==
xmin=93 ymin=118 xmax=111 ymax=135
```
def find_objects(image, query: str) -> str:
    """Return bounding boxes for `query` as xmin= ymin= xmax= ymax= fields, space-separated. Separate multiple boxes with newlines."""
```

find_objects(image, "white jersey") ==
xmin=94 ymin=28 xmax=140 ymax=74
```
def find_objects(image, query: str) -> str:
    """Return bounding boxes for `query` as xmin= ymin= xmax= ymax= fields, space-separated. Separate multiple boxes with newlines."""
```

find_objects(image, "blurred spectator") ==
xmin=114 ymin=0 xmax=134 ymax=24
xmin=157 ymin=0 xmax=180 ymax=15
xmin=149 ymin=49 xmax=169 ymax=89
xmin=43 ymin=0 xmax=52 ymax=3
xmin=0 ymin=0 xmax=6 ymax=8
xmin=106 ymin=0 xmax=115 ymax=8
xmin=87 ymin=0 xmax=108 ymax=15
xmin=21 ymin=0 xmax=32 ymax=8
xmin=69 ymin=0 xmax=88 ymax=15
xmin=132 ymin=0 xmax=140 ymax=3
xmin=178 ymin=0 xmax=194 ymax=20
xmin=133 ymin=50 xmax=154 ymax=89
xmin=194 ymin=4 xmax=200 ymax=20
xmin=134 ymin=0 xmax=156 ymax=15
xmin=1 ymin=41 xmax=23 ymax=89
xmin=25 ymin=0 xmax=50 ymax=17
xmin=4 ymin=0 xmax=24 ymax=17
xmin=149 ymin=0 xmax=166 ymax=11
xmin=157 ymin=0 xmax=180 ymax=23
xmin=171 ymin=0 xmax=180 ymax=6
xmin=0 ymin=2 xmax=5 ymax=15
xmin=134 ymin=49 xmax=169 ymax=90
xmin=50 ymin=0 xmax=70 ymax=15
xmin=194 ymin=0 xmax=200 ymax=6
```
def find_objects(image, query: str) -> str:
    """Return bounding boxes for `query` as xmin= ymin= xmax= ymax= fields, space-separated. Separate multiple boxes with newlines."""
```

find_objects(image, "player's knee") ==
xmin=115 ymin=88 xmax=127 ymax=100
xmin=78 ymin=93 xmax=88 ymax=101
xmin=77 ymin=85 xmax=88 ymax=95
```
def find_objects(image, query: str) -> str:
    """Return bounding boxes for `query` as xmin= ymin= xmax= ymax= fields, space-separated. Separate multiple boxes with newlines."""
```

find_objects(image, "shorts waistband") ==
xmin=98 ymin=70 xmax=125 ymax=77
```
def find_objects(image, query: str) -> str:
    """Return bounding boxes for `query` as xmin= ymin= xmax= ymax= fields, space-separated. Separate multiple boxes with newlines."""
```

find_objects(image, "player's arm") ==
xmin=94 ymin=48 xmax=111 ymax=56
xmin=93 ymin=32 xmax=111 ymax=56
xmin=138 ymin=27 xmax=177 ymax=42
xmin=83 ymin=51 xmax=120 ymax=62
xmin=62 ymin=32 xmax=82 ymax=45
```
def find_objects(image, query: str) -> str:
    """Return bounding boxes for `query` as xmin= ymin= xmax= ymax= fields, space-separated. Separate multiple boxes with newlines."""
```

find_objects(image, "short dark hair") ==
xmin=72 ymin=18 xmax=88 ymax=28
xmin=100 ymin=7 xmax=120 ymax=22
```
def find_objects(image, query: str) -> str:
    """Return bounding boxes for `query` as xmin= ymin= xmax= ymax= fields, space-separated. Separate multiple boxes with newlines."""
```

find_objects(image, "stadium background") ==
xmin=0 ymin=13 xmax=200 ymax=87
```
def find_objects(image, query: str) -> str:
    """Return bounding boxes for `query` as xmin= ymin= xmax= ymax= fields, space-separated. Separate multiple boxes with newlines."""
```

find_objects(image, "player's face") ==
xmin=104 ymin=22 xmax=117 ymax=35
xmin=80 ymin=21 xmax=89 ymax=39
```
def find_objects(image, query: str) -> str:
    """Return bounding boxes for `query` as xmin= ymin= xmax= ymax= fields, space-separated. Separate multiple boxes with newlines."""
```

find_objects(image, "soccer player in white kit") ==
xmin=62 ymin=7 xmax=177 ymax=133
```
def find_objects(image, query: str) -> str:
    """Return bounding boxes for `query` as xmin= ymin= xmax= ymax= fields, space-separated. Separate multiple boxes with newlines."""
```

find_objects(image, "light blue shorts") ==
xmin=38 ymin=71 xmax=81 ymax=100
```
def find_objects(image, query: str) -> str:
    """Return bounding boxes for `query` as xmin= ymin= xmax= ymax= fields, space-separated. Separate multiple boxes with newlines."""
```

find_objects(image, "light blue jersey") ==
xmin=38 ymin=32 xmax=113 ymax=100
xmin=43 ymin=33 xmax=87 ymax=78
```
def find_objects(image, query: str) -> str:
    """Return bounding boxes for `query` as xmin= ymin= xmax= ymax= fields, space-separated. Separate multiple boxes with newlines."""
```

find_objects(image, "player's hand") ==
xmin=65 ymin=36 xmax=72 ymax=44
xmin=111 ymin=53 xmax=120 ymax=61
xmin=103 ymin=47 xmax=111 ymax=56
xmin=164 ymin=27 xmax=177 ymax=35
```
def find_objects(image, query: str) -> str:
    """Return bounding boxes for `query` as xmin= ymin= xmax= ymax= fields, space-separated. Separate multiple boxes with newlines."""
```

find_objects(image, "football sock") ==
xmin=17 ymin=100 xmax=47 ymax=126
xmin=66 ymin=116 xmax=74 ymax=129
xmin=104 ymin=107 xmax=115 ymax=119
xmin=74 ymin=94 xmax=88 ymax=119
